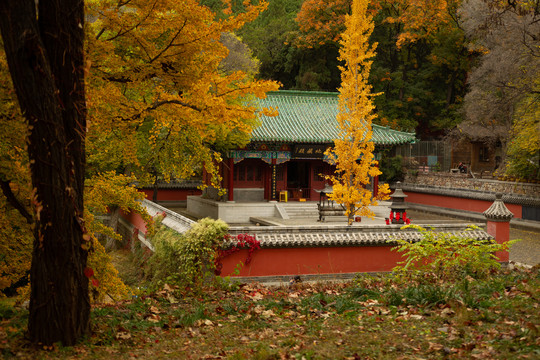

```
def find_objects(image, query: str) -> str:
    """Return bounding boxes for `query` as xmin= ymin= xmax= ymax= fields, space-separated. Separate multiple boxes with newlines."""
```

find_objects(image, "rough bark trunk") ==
xmin=105 ymin=206 xmax=121 ymax=250
xmin=0 ymin=0 xmax=90 ymax=346
xmin=152 ymin=179 xmax=159 ymax=203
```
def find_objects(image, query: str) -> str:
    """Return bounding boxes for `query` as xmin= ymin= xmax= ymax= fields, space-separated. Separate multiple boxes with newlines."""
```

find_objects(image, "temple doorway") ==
xmin=287 ymin=161 xmax=311 ymax=199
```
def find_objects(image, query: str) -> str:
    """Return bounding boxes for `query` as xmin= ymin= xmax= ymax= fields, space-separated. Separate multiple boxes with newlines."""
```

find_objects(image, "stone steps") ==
xmin=280 ymin=202 xmax=319 ymax=218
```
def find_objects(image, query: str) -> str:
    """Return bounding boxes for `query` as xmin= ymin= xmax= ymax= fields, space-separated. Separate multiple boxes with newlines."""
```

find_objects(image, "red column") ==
xmin=486 ymin=221 xmax=510 ymax=262
xmin=264 ymin=162 xmax=271 ymax=200
xmin=228 ymin=158 xmax=234 ymax=202
xmin=271 ymin=158 xmax=277 ymax=201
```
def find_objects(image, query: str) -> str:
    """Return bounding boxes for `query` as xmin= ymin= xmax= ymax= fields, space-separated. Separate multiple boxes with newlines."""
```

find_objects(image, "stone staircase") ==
xmin=280 ymin=201 xmax=319 ymax=219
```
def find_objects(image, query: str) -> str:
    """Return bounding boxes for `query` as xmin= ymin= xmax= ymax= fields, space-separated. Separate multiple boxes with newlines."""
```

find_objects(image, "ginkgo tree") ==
xmin=84 ymin=0 xmax=278 ymax=247
xmin=506 ymin=92 xmax=540 ymax=179
xmin=85 ymin=0 xmax=279 ymax=188
xmin=326 ymin=0 xmax=390 ymax=225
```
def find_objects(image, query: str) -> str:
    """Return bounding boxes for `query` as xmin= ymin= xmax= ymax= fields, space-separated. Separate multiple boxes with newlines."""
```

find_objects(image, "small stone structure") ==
xmin=483 ymin=193 xmax=514 ymax=263
xmin=386 ymin=182 xmax=410 ymax=225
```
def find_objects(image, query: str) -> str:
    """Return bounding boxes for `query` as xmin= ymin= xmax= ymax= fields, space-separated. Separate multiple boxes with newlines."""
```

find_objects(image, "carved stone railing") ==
xmin=141 ymin=199 xmax=195 ymax=234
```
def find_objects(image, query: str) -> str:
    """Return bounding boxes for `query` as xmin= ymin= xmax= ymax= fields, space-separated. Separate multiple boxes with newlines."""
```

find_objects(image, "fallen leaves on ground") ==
xmin=1 ymin=268 xmax=539 ymax=359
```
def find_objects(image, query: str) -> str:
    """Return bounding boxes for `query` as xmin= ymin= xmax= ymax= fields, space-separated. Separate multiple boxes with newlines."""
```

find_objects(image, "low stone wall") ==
xmin=401 ymin=173 xmax=540 ymax=221
xmin=405 ymin=173 xmax=540 ymax=198
xmin=119 ymin=199 xmax=196 ymax=250
xmin=121 ymin=199 xmax=503 ymax=278
xmin=221 ymin=223 xmax=492 ymax=277
xmin=187 ymin=196 xmax=280 ymax=224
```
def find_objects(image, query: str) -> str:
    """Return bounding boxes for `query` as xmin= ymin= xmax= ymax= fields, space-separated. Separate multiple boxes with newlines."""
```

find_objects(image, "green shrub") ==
xmin=379 ymin=154 xmax=405 ymax=183
xmin=146 ymin=217 xmax=229 ymax=290
xmin=384 ymin=283 xmax=456 ymax=307
xmin=390 ymin=225 xmax=518 ymax=282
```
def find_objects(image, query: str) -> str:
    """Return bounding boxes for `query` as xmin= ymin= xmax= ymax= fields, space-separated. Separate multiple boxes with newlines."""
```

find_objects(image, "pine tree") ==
xmin=326 ymin=0 xmax=390 ymax=225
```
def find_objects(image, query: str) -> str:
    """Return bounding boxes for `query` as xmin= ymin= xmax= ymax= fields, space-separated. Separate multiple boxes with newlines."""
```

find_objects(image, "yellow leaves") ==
xmin=86 ymin=236 xmax=131 ymax=303
xmin=392 ymin=0 xmax=461 ymax=48
xmin=376 ymin=183 xmax=391 ymax=201
xmin=0 ymin=190 xmax=32 ymax=295
xmin=85 ymin=172 xmax=147 ymax=213
xmin=328 ymin=0 xmax=382 ymax=224
xmin=506 ymin=92 xmax=540 ymax=178
xmin=85 ymin=0 xmax=278 ymax=186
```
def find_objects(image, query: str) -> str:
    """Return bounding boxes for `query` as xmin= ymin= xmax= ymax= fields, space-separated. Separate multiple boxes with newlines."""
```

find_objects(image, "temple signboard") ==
xmin=292 ymin=144 xmax=330 ymax=159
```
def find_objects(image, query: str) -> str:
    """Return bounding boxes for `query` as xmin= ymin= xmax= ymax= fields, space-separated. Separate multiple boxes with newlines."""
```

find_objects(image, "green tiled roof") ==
xmin=253 ymin=90 xmax=416 ymax=145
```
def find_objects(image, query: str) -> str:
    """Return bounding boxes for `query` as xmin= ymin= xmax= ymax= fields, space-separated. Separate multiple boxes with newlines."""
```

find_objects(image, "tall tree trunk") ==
xmin=446 ymin=71 xmax=457 ymax=106
xmin=105 ymin=206 xmax=121 ymax=250
xmin=0 ymin=0 xmax=90 ymax=346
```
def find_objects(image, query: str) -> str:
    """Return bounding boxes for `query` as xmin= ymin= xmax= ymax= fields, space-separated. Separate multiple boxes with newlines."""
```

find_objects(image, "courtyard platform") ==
xmin=119 ymin=197 xmax=538 ymax=283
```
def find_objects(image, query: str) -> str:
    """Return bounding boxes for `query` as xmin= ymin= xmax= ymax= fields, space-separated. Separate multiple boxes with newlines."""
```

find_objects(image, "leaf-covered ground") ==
xmin=1 ymin=267 xmax=539 ymax=359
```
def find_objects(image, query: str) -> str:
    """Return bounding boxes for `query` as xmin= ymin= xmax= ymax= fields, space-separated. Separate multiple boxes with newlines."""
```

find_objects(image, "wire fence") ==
xmin=394 ymin=141 xmax=452 ymax=173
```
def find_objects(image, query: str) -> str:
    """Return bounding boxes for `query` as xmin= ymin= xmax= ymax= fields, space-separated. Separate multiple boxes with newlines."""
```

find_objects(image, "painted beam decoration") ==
xmin=229 ymin=150 xmax=291 ymax=164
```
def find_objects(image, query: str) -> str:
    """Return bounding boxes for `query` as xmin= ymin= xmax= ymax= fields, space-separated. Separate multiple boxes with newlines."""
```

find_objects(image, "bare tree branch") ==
xmin=149 ymin=19 xmax=187 ymax=63
xmin=0 ymin=180 xmax=33 ymax=224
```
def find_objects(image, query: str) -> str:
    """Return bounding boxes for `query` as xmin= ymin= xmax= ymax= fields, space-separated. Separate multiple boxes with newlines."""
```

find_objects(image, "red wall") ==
xmin=121 ymin=209 xmax=150 ymax=235
xmin=404 ymin=191 xmax=523 ymax=219
xmin=219 ymin=246 xmax=403 ymax=277
xmin=141 ymin=188 xmax=201 ymax=202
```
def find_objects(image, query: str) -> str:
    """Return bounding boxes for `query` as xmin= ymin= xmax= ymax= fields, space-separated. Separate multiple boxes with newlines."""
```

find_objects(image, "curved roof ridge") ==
xmin=372 ymin=123 xmax=415 ymax=136
xmin=267 ymin=90 xmax=339 ymax=98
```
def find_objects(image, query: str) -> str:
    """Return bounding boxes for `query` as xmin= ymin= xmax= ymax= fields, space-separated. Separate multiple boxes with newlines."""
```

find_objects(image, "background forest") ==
xmin=206 ymin=0 xmax=539 ymax=178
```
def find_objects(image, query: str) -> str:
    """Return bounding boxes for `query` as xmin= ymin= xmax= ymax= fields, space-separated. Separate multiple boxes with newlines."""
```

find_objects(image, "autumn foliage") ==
xmin=296 ymin=0 xmax=461 ymax=49
xmin=85 ymin=0 xmax=279 ymax=188
xmin=326 ymin=0 xmax=390 ymax=225
xmin=294 ymin=0 xmax=470 ymax=134
xmin=0 ymin=0 xmax=279 ymax=302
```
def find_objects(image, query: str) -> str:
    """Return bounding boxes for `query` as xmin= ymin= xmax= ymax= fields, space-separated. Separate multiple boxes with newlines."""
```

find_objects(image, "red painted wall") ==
xmin=121 ymin=209 xmax=149 ymax=235
xmin=218 ymin=246 xmax=403 ymax=277
xmin=141 ymin=188 xmax=201 ymax=202
xmin=404 ymin=191 xmax=523 ymax=219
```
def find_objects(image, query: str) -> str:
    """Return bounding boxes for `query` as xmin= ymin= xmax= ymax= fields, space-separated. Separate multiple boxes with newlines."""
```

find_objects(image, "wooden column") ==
xmin=373 ymin=174 xmax=379 ymax=198
xmin=271 ymin=158 xmax=277 ymax=201
xmin=227 ymin=158 xmax=234 ymax=202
